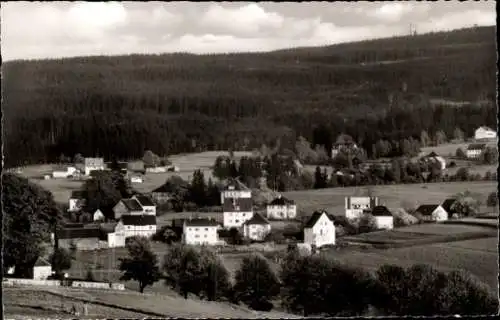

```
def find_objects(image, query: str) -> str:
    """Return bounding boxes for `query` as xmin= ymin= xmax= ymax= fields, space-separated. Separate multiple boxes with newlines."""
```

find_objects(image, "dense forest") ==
xmin=3 ymin=26 xmax=496 ymax=167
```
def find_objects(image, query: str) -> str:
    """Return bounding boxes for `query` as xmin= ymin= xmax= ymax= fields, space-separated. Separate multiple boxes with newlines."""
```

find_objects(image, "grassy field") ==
xmin=282 ymin=181 xmax=496 ymax=217
xmin=3 ymin=286 xmax=298 ymax=319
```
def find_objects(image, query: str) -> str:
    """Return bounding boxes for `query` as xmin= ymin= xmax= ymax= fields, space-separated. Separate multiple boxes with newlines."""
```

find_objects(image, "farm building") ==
xmin=303 ymin=210 xmax=336 ymax=248
xmin=84 ymin=157 xmax=105 ymax=176
xmin=266 ymin=195 xmax=297 ymax=220
xmin=130 ymin=176 xmax=144 ymax=184
xmin=243 ymin=212 xmax=271 ymax=241
xmin=441 ymin=198 xmax=458 ymax=217
xmin=182 ymin=218 xmax=220 ymax=245
xmin=113 ymin=198 xmax=145 ymax=220
xmin=414 ymin=204 xmax=449 ymax=222
xmin=150 ymin=184 xmax=171 ymax=204
xmin=131 ymin=195 xmax=157 ymax=215
xmin=107 ymin=215 xmax=157 ymax=248
xmin=466 ymin=143 xmax=486 ymax=159
xmin=52 ymin=165 xmax=79 ymax=179
xmin=344 ymin=196 xmax=379 ymax=220
xmin=6 ymin=257 xmax=52 ymax=280
xmin=474 ymin=126 xmax=497 ymax=140
xmin=370 ymin=206 xmax=394 ymax=230
xmin=222 ymin=179 xmax=253 ymax=228
xmin=92 ymin=209 xmax=106 ymax=222
xmin=69 ymin=190 xmax=86 ymax=212
xmin=54 ymin=227 xmax=101 ymax=250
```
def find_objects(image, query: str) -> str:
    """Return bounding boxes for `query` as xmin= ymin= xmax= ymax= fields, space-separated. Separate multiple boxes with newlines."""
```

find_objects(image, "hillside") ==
xmin=3 ymin=26 xmax=496 ymax=167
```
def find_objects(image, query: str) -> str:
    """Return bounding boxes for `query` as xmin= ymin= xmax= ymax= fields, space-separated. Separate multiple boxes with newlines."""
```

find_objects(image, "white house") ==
xmin=266 ymin=195 xmax=297 ymax=220
xmin=130 ymin=176 xmax=144 ymax=184
xmin=145 ymin=166 xmax=168 ymax=173
xmin=182 ymin=218 xmax=220 ymax=245
xmin=222 ymin=180 xmax=253 ymax=228
xmin=466 ymin=143 xmax=486 ymax=159
xmin=344 ymin=196 xmax=379 ymax=220
xmin=132 ymin=195 xmax=157 ymax=216
xmin=93 ymin=209 xmax=105 ymax=222
xmin=108 ymin=215 xmax=157 ymax=248
xmin=68 ymin=191 xmax=86 ymax=212
xmin=370 ymin=206 xmax=394 ymax=230
xmin=33 ymin=257 xmax=52 ymax=280
xmin=415 ymin=204 xmax=449 ymax=222
xmin=84 ymin=157 xmax=105 ymax=176
xmin=113 ymin=198 xmax=144 ymax=220
xmin=303 ymin=211 xmax=336 ymax=248
xmin=474 ymin=126 xmax=497 ymax=140
xmin=243 ymin=213 xmax=271 ymax=241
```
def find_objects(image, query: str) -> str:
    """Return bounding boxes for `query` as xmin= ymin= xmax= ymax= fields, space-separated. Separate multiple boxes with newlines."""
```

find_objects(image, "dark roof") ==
xmin=415 ymin=205 xmax=440 ymax=216
xmin=223 ymin=197 xmax=253 ymax=212
xmin=244 ymin=212 xmax=270 ymax=226
xmin=269 ymin=196 xmax=295 ymax=206
xmin=121 ymin=215 xmax=157 ymax=226
xmin=184 ymin=218 xmax=220 ymax=227
xmin=134 ymin=195 xmax=155 ymax=207
xmin=34 ymin=257 xmax=51 ymax=267
xmin=122 ymin=199 xmax=143 ymax=211
xmin=304 ymin=211 xmax=332 ymax=228
xmin=427 ymin=151 xmax=438 ymax=157
xmin=441 ymin=199 xmax=457 ymax=213
xmin=63 ymin=222 xmax=85 ymax=228
xmin=57 ymin=227 xmax=100 ymax=239
xmin=371 ymin=206 xmax=392 ymax=217
xmin=467 ymin=143 xmax=486 ymax=150
xmin=71 ymin=190 xmax=86 ymax=198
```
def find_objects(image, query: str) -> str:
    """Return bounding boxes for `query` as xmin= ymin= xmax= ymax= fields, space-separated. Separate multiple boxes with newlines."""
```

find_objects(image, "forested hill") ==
xmin=3 ymin=26 xmax=496 ymax=167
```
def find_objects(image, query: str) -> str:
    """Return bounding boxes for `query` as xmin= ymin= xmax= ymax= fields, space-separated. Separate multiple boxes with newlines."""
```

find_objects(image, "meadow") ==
xmin=282 ymin=181 xmax=496 ymax=217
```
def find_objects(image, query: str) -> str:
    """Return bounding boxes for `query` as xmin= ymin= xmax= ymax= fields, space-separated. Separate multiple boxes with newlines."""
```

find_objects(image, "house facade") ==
xmin=243 ymin=213 xmax=271 ymax=241
xmin=131 ymin=195 xmax=157 ymax=216
xmin=113 ymin=198 xmax=144 ymax=220
xmin=69 ymin=191 xmax=86 ymax=212
xmin=93 ymin=209 xmax=105 ymax=222
xmin=466 ymin=144 xmax=486 ymax=159
xmin=182 ymin=218 xmax=220 ymax=245
xmin=303 ymin=211 xmax=336 ymax=248
xmin=33 ymin=258 xmax=52 ymax=280
xmin=130 ymin=176 xmax=143 ymax=184
xmin=474 ymin=126 xmax=497 ymax=140
xmin=415 ymin=204 xmax=448 ymax=222
xmin=441 ymin=199 xmax=458 ymax=217
xmin=371 ymin=206 xmax=394 ymax=230
xmin=222 ymin=181 xmax=253 ymax=228
xmin=145 ymin=166 xmax=168 ymax=173
xmin=108 ymin=215 xmax=157 ymax=248
xmin=84 ymin=157 xmax=105 ymax=176
xmin=54 ymin=227 xmax=101 ymax=250
xmin=151 ymin=185 xmax=171 ymax=204
xmin=345 ymin=196 xmax=379 ymax=220
xmin=266 ymin=196 xmax=297 ymax=220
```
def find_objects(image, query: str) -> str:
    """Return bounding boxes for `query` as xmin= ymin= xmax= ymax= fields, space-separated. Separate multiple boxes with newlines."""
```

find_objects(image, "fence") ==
xmin=3 ymin=278 xmax=124 ymax=290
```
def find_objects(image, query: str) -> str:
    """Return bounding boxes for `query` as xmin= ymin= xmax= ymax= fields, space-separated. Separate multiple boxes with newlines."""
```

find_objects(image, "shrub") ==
xmin=358 ymin=214 xmax=377 ymax=233
xmin=85 ymin=268 xmax=95 ymax=282
xmin=392 ymin=208 xmax=418 ymax=227
xmin=486 ymin=192 xmax=498 ymax=208
xmin=455 ymin=148 xmax=466 ymax=159
xmin=50 ymin=248 xmax=72 ymax=276
xmin=264 ymin=229 xmax=287 ymax=244
xmin=152 ymin=226 xmax=180 ymax=244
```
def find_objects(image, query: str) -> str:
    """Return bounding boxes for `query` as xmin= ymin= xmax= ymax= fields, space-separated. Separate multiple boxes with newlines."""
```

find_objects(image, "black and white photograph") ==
xmin=1 ymin=1 xmax=498 ymax=318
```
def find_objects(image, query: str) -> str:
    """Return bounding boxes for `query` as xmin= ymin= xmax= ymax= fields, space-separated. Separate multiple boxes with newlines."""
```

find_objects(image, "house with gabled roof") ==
xmin=266 ymin=195 xmax=297 ymax=220
xmin=243 ymin=212 xmax=271 ymax=241
xmin=84 ymin=157 xmax=105 ymax=176
xmin=345 ymin=196 xmax=379 ymax=220
xmin=475 ymin=126 xmax=497 ymax=140
xmin=107 ymin=215 xmax=157 ymax=248
xmin=182 ymin=218 xmax=220 ymax=245
xmin=132 ymin=194 xmax=156 ymax=216
xmin=33 ymin=257 xmax=52 ymax=280
xmin=113 ymin=198 xmax=144 ymax=220
xmin=441 ymin=198 xmax=458 ymax=217
xmin=53 ymin=226 xmax=101 ymax=250
xmin=221 ymin=179 xmax=253 ymax=229
xmin=370 ymin=206 xmax=394 ymax=230
xmin=414 ymin=204 xmax=448 ymax=222
xmin=303 ymin=210 xmax=336 ymax=248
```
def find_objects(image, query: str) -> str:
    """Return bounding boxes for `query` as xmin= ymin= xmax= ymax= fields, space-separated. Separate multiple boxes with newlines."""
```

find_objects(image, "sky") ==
xmin=1 ymin=1 xmax=496 ymax=61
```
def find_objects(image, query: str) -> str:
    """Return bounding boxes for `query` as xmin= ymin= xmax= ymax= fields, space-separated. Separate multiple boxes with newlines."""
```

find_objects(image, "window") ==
xmin=204 ymin=235 xmax=207 ymax=238
xmin=195 ymin=228 xmax=199 ymax=231
xmin=235 ymin=219 xmax=239 ymax=224
xmin=195 ymin=235 xmax=200 ymax=238
xmin=205 ymin=228 xmax=208 ymax=231
xmin=149 ymin=226 xmax=152 ymax=229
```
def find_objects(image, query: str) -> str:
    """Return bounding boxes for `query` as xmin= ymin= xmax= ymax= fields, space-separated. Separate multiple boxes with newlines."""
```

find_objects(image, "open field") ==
xmin=3 ymin=286 xmax=299 ymax=319
xmin=282 ymin=181 xmax=496 ymax=216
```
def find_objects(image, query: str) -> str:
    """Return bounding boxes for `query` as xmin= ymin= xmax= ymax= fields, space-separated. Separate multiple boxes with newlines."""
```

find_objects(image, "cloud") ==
xmin=199 ymin=3 xmax=285 ymax=36
xmin=1 ymin=2 xmax=496 ymax=61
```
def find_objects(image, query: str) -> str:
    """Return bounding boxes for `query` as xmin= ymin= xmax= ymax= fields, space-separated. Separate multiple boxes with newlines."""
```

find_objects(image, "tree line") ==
xmin=119 ymin=237 xmax=498 ymax=316
xmin=3 ymin=27 xmax=495 ymax=167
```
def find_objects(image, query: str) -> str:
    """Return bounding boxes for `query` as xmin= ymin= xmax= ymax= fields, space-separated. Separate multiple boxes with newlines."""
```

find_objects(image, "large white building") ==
xmin=303 ymin=210 xmax=336 ymax=248
xmin=107 ymin=215 xmax=157 ymax=248
xmin=266 ymin=195 xmax=297 ymax=220
xmin=344 ymin=196 xmax=379 ymax=220
xmin=222 ymin=180 xmax=253 ymax=228
xmin=243 ymin=213 xmax=271 ymax=241
xmin=113 ymin=198 xmax=146 ymax=220
xmin=466 ymin=143 xmax=486 ymax=159
xmin=474 ymin=126 xmax=497 ymax=140
xmin=84 ymin=157 xmax=105 ymax=176
xmin=370 ymin=206 xmax=394 ymax=230
xmin=182 ymin=218 xmax=220 ymax=245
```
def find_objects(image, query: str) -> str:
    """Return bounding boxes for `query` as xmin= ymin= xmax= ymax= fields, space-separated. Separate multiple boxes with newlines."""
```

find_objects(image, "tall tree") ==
xmin=188 ymin=170 xmax=207 ymax=207
xmin=118 ymin=236 xmax=161 ymax=293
